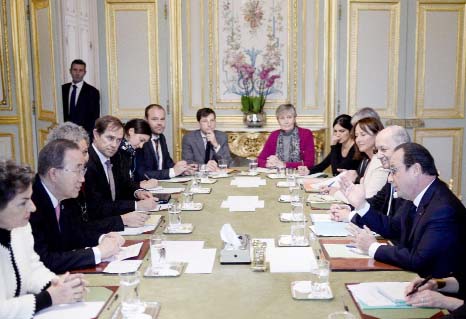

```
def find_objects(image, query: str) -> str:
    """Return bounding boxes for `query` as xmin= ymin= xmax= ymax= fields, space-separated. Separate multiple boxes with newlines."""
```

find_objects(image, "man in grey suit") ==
xmin=182 ymin=108 xmax=231 ymax=171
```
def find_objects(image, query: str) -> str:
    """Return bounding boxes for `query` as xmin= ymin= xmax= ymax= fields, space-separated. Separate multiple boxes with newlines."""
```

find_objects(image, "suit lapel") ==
xmin=407 ymin=179 xmax=438 ymax=242
xmin=76 ymin=82 xmax=87 ymax=107
xmin=33 ymin=177 xmax=61 ymax=237
xmin=89 ymin=146 xmax=112 ymax=198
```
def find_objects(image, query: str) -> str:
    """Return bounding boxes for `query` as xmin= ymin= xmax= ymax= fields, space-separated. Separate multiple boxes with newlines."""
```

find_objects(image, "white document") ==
xmin=267 ymin=173 xmax=285 ymax=179
xmin=163 ymin=177 xmax=192 ymax=183
xmin=347 ymin=282 xmax=410 ymax=308
xmin=323 ymin=244 xmax=370 ymax=259
xmin=231 ymin=177 xmax=266 ymax=188
xmin=258 ymin=167 xmax=275 ymax=173
xmin=117 ymin=224 xmax=156 ymax=236
xmin=310 ymin=222 xmax=349 ymax=237
xmin=221 ymin=196 xmax=264 ymax=212
xmin=276 ymin=181 xmax=296 ymax=188
xmin=103 ymin=260 xmax=143 ymax=273
xmin=34 ymin=302 xmax=105 ymax=319
xmin=151 ymin=187 xmax=185 ymax=194
xmin=307 ymin=194 xmax=342 ymax=203
xmin=185 ymin=248 xmax=217 ymax=274
xmin=310 ymin=213 xmax=332 ymax=223
xmin=149 ymin=203 xmax=170 ymax=212
xmin=269 ymin=247 xmax=317 ymax=273
xmin=103 ymin=242 xmax=143 ymax=262
xmin=164 ymin=241 xmax=205 ymax=263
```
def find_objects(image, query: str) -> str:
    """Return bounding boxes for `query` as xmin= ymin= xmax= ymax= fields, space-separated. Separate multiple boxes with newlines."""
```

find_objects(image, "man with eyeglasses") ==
xmin=330 ymin=125 xmax=410 ymax=222
xmin=29 ymin=139 xmax=124 ymax=273
xmin=85 ymin=116 xmax=157 ymax=223
xmin=181 ymin=108 xmax=231 ymax=171
xmin=339 ymin=143 xmax=466 ymax=278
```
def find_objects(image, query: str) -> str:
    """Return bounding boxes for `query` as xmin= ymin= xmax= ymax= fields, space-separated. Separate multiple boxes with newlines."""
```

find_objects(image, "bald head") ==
xmin=376 ymin=126 xmax=410 ymax=169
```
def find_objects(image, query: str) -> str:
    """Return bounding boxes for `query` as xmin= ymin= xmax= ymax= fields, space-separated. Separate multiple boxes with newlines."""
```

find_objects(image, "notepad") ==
xmin=347 ymin=282 xmax=412 ymax=309
xmin=103 ymin=260 xmax=143 ymax=273
xmin=323 ymin=244 xmax=370 ymax=259
xmin=103 ymin=242 xmax=143 ymax=262
xmin=310 ymin=222 xmax=349 ymax=237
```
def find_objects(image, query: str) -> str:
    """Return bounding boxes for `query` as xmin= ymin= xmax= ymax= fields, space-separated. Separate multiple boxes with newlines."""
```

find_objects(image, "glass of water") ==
xmin=150 ymin=235 xmax=166 ymax=269
xmin=286 ymin=168 xmax=296 ymax=186
xmin=182 ymin=190 xmax=194 ymax=209
xmin=218 ymin=158 xmax=228 ymax=175
xmin=119 ymin=271 xmax=145 ymax=316
xmin=312 ymin=259 xmax=330 ymax=292
xmin=248 ymin=158 xmax=258 ymax=174
xmin=168 ymin=200 xmax=182 ymax=229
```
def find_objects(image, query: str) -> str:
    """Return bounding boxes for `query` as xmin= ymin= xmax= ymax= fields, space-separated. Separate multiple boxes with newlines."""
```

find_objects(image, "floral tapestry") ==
xmin=218 ymin=0 xmax=288 ymax=103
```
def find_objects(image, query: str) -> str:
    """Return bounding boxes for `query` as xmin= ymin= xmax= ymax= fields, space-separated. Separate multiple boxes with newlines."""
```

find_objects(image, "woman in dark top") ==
xmin=300 ymin=114 xmax=360 ymax=176
xmin=117 ymin=119 xmax=155 ymax=188
xmin=405 ymin=274 xmax=465 ymax=318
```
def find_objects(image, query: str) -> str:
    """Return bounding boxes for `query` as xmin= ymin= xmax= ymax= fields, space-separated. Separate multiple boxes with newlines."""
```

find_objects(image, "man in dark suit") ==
xmin=182 ymin=108 xmax=231 ymax=171
xmin=330 ymin=125 xmax=411 ymax=221
xmin=29 ymin=139 xmax=123 ymax=273
xmin=342 ymin=143 xmax=466 ymax=278
xmin=136 ymin=104 xmax=191 ymax=180
xmin=62 ymin=59 xmax=100 ymax=135
xmin=85 ymin=115 xmax=157 ymax=221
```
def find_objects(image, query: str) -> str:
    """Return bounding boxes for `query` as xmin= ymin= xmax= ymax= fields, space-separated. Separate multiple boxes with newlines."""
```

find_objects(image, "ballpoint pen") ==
xmin=406 ymin=275 xmax=433 ymax=296
xmin=106 ymin=293 xmax=119 ymax=310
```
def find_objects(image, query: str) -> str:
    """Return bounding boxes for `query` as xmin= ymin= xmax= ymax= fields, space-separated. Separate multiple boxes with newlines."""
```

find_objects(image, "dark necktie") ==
xmin=153 ymin=138 xmax=160 ymax=169
xmin=105 ymin=160 xmax=116 ymax=201
xmin=204 ymin=141 xmax=212 ymax=164
xmin=69 ymin=84 xmax=78 ymax=122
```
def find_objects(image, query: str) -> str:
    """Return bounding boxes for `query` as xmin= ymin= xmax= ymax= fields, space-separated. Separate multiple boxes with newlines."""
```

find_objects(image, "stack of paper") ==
xmin=221 ymin=196 xmax=265 ymax=212
xmin=269 ymin=247 xmax=317 ymax=272
xmin=347 ymin=282 xmax=412 ymax=309
xmin=231 ymin=177 xmax=266 ymax=188
xmin=103 ymin=260 xmax=143 ymax=273
xmin=118 ymin=214 xmax=162 ymax=236
xmin=310 ymin=221 xmax=349 ymax=237
xmin=164 ymin=241 xmax=216 ymax=274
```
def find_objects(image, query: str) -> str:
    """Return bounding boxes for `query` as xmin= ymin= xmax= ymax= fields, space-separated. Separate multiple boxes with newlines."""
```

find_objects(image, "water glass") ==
xmin=199 ymin=164 xmax=209 ymax=182
xmin=191 ymin=173 xmax=201 ymax=191
xmin=168 ymin=201 xmax=182 ymax=229
xmin=119 ymin=271 xmax=145 ymax=316
xmin=182 ymin=191 xmax=194 ymax=209
xmin=218 ymin=158 xmax=228 ymax=174
xmin=150 ymin=235 xmax=166 ymax=269
xmin=327 ymin=312 xmax=356 ymax=319
xmin=290 ymin=222 xmax=306 ymax=245
xmin=248 ymin=158 xmax=258 ymax=174
xmin=312 ymin=259 xmax=330 ymax=291
xmin=289 ymin=186 xmax=301 ymax=203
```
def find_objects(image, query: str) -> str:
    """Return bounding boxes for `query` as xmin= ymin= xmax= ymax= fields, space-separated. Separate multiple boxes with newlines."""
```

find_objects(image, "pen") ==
xmin=144 ymin=173 xmax=150 ymax=180
xmin=106 ymin=293 xmax=119 ymax=310
xmin=406 ymin=275 xmax=433 ymax=296
xmin=327 ymin=181 xmax=335 ymax=187
xmin=345 ymin=244 xmax=357 ymax=248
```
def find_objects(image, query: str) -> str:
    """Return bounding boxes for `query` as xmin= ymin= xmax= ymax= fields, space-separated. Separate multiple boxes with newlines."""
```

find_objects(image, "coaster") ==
xmin=279 ymin=212 xmax=307 ymax=222
xmin=144 ymin=262 xmax=185 ymax=277
xmin=181 ymin=203 xmax=203 ymax=211
xmin=291 ymin=281 xmax=333 ymax=300
xmin=277 ymin=235 xmax=310 ymax=247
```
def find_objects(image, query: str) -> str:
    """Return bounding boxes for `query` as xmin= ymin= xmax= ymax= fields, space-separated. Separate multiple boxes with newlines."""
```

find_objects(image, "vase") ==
xmin=243 ymin=111 xmax=266 ymax=128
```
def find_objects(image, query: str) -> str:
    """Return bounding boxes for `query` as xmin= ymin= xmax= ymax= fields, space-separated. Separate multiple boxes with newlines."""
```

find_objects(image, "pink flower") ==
xmin=265 ymin=74 xmax=280 ymax=89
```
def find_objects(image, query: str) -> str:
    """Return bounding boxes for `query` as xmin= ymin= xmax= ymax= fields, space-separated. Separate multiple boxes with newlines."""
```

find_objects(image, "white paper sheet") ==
xmin=163 ymin=177 xmax=192 ymax=183
xmin=164 ymin=241 xmax=205 ymax=263
xmin=310 ymin=214 xmax=332 ymax=222
xmin=221 ymin=196 xmax=264 ymax=212
xmin=103 ymin=260 xmax=143 ymax=273
xmin=151 ymin=187 xmax=185 ymax=194
xmin=103 ymin=242 xmax=143 ymax=262
xmin=258 ymin=167 xmax=275 ymax=173
xmin=185 ymin=248 xmax=217 ymax=274
xmin=347 ymin=282 xmax=410 ymax=307
xmin=269 ymin=247 xmax=317 ymax=273
xmin=149 ymin=203 xmax=170 ymax=212
xmin=323 ymin=244 xmax=370 ymax=259
xmin=231 ymin=177 xmax=266 ymax=188
xmin=310 ymin=222 xmax=350 ymax=237
xmin=276 ymin=181 xmax=296 ymax=188
xmin=34 ymin=302 xmax=105 ymax=319
xmin=117 ymin=224 xmax=156 ymax=236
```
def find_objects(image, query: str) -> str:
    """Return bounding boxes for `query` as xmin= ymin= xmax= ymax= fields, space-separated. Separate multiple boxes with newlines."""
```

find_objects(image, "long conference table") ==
xmin=87 ymin=171 xmax=444 ymax=319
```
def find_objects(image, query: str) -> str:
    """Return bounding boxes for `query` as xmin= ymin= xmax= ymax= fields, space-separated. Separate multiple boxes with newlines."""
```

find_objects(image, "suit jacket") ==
xmin=84 ymin=145 xmax=137 ymax=218
xmin=352 ymin=178 xmax=466 ymax=278
xmin=62 ymin=81 xmax=100 ymax=134
xmin=135 ymin=133 xmax=175 ymax=180
xmin=365 ymin=182 xmax=407 ymax=218
xmin=309 ymin=143 xmax=360 ymax=176
xmin=181 ymin=129 xmax=231 ymax=164
xmin=29 ymin=176 xmax=101 ymax=273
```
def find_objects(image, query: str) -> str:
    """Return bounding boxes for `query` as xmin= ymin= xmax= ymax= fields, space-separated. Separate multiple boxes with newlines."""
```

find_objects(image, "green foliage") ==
xmin=241 ymin=95 xmax=266 ymax=114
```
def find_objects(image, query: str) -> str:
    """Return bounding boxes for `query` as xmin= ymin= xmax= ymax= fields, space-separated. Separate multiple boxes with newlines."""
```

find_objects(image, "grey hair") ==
xmin=351 ymin=107 xmax=381 ymax=126
xmin=386 ymin=125 xmax=411 ymax=146
xmin=46 ymin=122 xmax=89 ymax=146
xmin=275 ymin=103 xmax=297 ymax=118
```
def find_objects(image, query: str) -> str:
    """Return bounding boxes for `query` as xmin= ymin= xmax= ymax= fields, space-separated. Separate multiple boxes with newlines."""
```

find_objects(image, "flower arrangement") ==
xmin=231 ymin=53 xmax=280 ymax=114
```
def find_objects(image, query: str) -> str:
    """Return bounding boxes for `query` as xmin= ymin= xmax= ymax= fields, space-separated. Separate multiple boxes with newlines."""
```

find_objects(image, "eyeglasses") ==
xmin=387 ymin=166 xmax=400 ymax=175
xmin=58 ymin=167 xmax=87 ymax=176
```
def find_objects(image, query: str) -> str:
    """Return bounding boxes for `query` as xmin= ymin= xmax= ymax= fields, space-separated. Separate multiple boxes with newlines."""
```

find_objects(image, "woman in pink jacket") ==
xmin=258 ymin=104 xmax=315 ymax=169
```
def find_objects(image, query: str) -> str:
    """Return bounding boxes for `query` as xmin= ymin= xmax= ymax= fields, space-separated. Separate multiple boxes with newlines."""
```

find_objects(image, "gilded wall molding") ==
xmin=414 ymin=127 xmax=463 ymax=195
xmin=105 ymin=1 xmax=160 ymax=118
xmin=0 ymin=0 xmax=12 ymax=109
xmin=30 ymin=0 xmax=58 ymax=122
xmin=415 ymin=2 xmax=465 ymax=119
xmin=171 ymin=0 xmax=183 ymax=161
xmin=347 ymin=0 xmax=400 ymax=118
xmin=0 ymin=116 xmax=20 ymax=124
xmin=0 ymin=132 xmax=15 ymax=160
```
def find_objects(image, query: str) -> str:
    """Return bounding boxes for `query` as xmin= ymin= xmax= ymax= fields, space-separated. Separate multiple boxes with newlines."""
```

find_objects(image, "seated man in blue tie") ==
xmin=136 ymin=104 xmax=192 ymax=180
xmin=29 ymin=139 xmax=123 ymax=273
xmin=181 ymin=108 xmax=231 ymax=171
xmin=340 ymin=143 xmax=466 ymax=278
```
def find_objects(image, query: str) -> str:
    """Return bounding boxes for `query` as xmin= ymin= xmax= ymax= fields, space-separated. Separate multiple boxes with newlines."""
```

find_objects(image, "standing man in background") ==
xmin=62 ymin=59 xmax=100 ymax=136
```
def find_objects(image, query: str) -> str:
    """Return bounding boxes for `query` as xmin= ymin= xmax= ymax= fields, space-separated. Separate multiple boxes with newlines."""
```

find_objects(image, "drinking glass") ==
xmin=199 ymin=164 xmax=209 ymax=182
xmin=218 ymin=158 xmax=228 ymax=175
xmin=191 ymin=172 xmax=201 ymax=191
xmin=286 ymin=168 xmax=296 ymax=186
xmin=248 ymin=158 xmax=258 ymax=174
xmin=150 ymin=235 xmax=166 ymax=269
xmin=168 ymin=201 xmax=182 ymax=229
xmin=119 ymin=271 xmax=145 ymax=317
xmin=312 ymin=259 xmax=330 ymax=292
xmin=182 ymin=190 xmax=194 ymax=209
